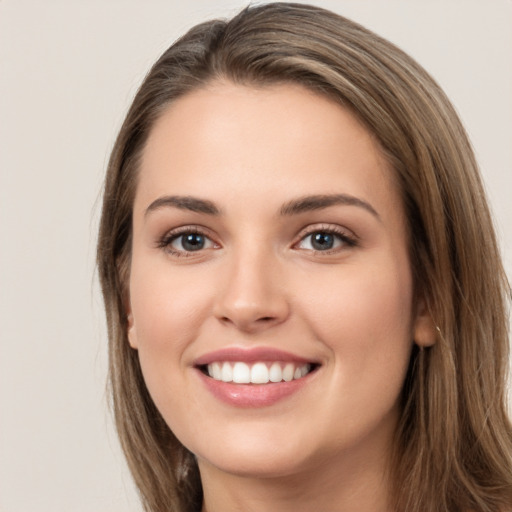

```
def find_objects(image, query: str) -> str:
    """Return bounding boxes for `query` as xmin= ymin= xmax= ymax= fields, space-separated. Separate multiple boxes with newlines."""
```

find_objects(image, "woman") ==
xmin=97 ymin=3 xmax=512 ymax=511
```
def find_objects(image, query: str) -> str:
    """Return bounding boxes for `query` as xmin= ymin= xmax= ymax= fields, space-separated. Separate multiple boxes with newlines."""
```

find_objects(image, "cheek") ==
xmin=127 ymin=260 xmax=219 ymax=420
xmin=299 ymin=256 xmax=414 ymax=385
xmin=306 ymin=260 xmax=412 ymax=332
xmin=127 ymin=261 xmax=215 ymax=429
xmin=297 ymin=260 xmax=414 ymax=442
xmin=129 ymin=261 xmax=212 ymax=351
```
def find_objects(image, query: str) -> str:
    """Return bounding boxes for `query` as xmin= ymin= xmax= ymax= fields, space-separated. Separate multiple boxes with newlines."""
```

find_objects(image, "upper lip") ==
xmin=193 ymin=347 xmax=318 ymax=367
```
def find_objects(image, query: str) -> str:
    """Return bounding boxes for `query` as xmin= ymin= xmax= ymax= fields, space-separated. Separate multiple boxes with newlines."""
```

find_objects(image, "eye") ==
xmin=296 ymin=228 xmax=357 ymax=253
xmin=159 ymin=228 xmax=218 ymax=256
xmin=173 ymin=232 xmax=209 ymax=252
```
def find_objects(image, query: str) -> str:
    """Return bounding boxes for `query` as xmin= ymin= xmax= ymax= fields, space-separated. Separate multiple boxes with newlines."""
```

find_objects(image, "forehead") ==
xmin=135 ymin=81 xmax=402 ymax=222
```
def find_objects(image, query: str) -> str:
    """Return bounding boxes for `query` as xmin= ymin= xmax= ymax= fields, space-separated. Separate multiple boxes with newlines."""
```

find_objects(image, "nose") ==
xmin=213 ymin=248 xmax=290 ymax=334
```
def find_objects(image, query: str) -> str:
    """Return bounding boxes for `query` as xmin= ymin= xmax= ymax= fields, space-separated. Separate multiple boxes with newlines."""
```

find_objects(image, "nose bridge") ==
xmin=214 ymin=237 xmax=289 ymax=331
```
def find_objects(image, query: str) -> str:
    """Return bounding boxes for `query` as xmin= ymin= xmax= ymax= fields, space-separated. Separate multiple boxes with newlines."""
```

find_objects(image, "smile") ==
xmin=194 ymin=347 xmax=320 ymax=407
xmin=205 ymin=361 xmax=312 ymax=384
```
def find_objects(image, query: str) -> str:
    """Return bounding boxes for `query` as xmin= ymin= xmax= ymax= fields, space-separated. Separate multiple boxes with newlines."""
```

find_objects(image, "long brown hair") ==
xmin=97 ymin=3 xmax=512 ymax=511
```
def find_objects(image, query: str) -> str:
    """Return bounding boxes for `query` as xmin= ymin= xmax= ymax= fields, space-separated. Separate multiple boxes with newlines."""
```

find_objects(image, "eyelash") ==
xmin=294 ymin=225 xmax=358 ymax=254
xmin=157 ymin=226 xmax=217 ymax=258
xmin=157 ymin=224 xmax=358 ymax=258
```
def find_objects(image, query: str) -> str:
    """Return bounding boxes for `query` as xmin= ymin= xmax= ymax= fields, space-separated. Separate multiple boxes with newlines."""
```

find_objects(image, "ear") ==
xmin=126 ymin=307 xmax=139 ymax=350
xmin=413 ymin=296 xmax=437 ymax=347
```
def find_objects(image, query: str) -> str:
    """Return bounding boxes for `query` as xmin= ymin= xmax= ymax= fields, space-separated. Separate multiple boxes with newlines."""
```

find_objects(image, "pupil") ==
xmin=312 ymin=232 xmax=333 ymax=250
xmin=182 ymin=233 xmax=205 ymax=251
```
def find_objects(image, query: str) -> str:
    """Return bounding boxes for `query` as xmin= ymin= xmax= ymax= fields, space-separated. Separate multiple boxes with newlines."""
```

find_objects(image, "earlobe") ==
xmin=413 ymin=298 xmax=437 ymax=347
xmin=126 ymin=311 xmax=139 ymax=349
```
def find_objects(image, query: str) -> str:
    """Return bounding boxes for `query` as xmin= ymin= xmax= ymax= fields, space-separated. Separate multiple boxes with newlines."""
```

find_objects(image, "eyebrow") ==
xmin=145 ymin=195 xmax=220 ymax=216
xmin=280 ymin=194 xmax=380 ymax=219
xmin=144 ymin=193 xmax=379 ymax=220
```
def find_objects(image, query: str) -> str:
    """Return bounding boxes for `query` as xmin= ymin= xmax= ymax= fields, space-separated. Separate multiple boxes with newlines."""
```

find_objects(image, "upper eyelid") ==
xmin=162 ymin=224 xmax=214 ymax=238
xmin=157 ymin=225 xmax=218 ymax=248
xmin=294 ymin=223 xmax=357 ymax=240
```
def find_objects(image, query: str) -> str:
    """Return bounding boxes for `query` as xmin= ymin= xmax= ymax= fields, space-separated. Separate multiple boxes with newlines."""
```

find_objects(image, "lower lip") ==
xmin=196 ymin=369 xmax=314 ymax=408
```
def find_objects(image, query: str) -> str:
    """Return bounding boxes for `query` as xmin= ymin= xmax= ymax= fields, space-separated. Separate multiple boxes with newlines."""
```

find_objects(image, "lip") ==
xmin=193 ymin=347 xmax=315 ymax=366
xmin=193 ymin=347 xmax=319 ymax=408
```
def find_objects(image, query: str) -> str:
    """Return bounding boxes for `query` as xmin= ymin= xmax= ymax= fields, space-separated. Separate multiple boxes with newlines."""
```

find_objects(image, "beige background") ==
xmin=1 ymin=1 xmax=510 ymax=511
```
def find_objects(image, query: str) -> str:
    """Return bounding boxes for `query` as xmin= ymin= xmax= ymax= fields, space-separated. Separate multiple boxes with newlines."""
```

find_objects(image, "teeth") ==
xmin=251 ymin=362 xmax=269 ymax=384
xmin=206 ymin=361 xmax=312 ymax=384
xmin=233 ymin=362 xmax=250 ymax=383
xmin=269 ymin=362 xmax=282 ymax=382
xmin=282 ymin=363 xmax=294 ymax=382
xmin=221 ymin=362 xmax=233 ymax=382
xmin=212 ymin=362 xmax=222 ymax=380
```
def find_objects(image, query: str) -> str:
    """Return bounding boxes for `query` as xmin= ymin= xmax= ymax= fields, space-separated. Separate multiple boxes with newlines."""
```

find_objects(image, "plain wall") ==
xmin=1 ymin=1 xmax=510 ymax=511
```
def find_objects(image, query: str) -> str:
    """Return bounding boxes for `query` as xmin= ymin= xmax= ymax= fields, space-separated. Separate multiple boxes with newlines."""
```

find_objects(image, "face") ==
xmin=127 ymin=82 xmax=432 ymax=482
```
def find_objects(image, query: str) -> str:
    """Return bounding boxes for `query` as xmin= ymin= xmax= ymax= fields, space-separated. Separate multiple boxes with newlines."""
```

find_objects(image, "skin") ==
xmin=127 ymin=82 xmax=435 ymax=512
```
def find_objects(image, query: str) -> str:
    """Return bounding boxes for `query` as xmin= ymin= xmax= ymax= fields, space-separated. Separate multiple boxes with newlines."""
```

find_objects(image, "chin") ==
xmin=191 ymin=425 xmax=317 ymax=479
xmin=197 ymin=448 xmax=313 ymax=480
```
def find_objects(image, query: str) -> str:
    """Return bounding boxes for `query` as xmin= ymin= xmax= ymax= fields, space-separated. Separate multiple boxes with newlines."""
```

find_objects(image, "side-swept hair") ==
xmin=97 ymin=4 xmax=512 ymax=511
